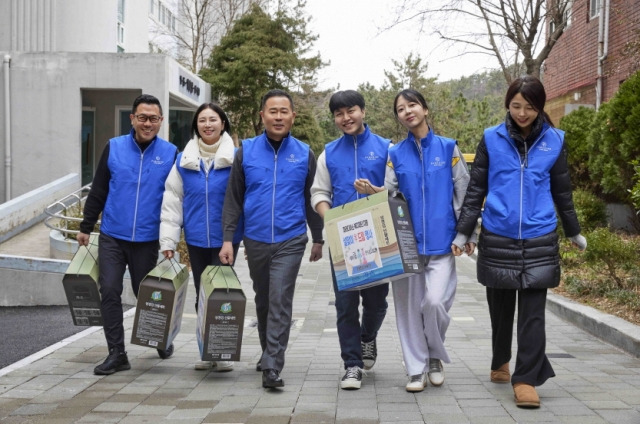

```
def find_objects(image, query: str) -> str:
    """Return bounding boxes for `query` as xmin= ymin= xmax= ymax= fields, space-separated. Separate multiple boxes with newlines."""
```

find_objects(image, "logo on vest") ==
xmin=286 ymin=153 xmax=299 ymax=163
xmin=365 ymin=151 xmax=379 ymax=161
xmin=430 ymin=156 xmax=445 ymax=167
xmin=537 ymin=141 xmax=552 ymax=152
xmin=151 ymin=156 xmax=166 ymax=165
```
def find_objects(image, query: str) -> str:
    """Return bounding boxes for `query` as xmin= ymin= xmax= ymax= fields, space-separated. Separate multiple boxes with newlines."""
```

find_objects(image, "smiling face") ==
xmin=333 ymin=105 xmax=366 ymax=136
xmin=260 ymin=96 xmax=296 ymax=141
xmin=394 ymin=94 xmax=429 ymax=136
xmin=130 ymin=103 xmax=163 ymax=144
xmin=197 ymin=107 xmax=223 ymax=145
xmin=508 ymin=92 xmax=539 ymax=137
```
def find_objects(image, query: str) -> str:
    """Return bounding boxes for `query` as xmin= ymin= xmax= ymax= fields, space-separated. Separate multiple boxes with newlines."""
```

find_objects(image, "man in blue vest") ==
xmin=311 ymin=90 xmax=391 ymax=390
xmin=78 ymin=94 xmax=177 ymax=375
xmin=220 ymin=89 xmax=324 ymax=389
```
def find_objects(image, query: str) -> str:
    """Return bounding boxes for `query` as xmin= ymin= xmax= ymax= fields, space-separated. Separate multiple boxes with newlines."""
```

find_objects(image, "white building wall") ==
xmin=0 ymin=52 xmax=173 ymax=198
xmin=0 ymin=0 xmax=151 ymax=53
xmin=55 ymin=0 xmax=118 ymax=52
xmin=0 ymin=0 xmax=212 ymax=201
xmin=123 ymin=0 xmax=152 ymax=53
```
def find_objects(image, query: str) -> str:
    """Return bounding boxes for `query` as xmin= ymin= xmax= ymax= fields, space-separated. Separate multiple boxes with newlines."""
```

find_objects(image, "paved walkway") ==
xmin=1 ymin=241 xmax=640 ymax=423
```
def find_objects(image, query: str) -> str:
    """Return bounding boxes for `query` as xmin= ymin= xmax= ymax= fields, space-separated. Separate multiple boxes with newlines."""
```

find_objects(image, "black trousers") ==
xmin=98 ymin=233 xmax=159 ymax=353
xmin=187 ymin=242 xmax=240 ymax=311
xmin=486 ymin=286 xmax=555 ymax=386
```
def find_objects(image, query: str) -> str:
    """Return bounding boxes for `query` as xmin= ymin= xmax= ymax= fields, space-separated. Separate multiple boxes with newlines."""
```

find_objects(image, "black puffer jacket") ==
xmin=457 ymin=114 xmax=581 ymax=290
xmin=477 ymin=228 xmax=560 ymax=289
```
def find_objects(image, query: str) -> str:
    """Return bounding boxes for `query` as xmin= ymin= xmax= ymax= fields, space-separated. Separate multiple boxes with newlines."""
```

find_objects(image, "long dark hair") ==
xmin=191 ymin=103 xmax=231 ymax=139
xmin=393 ymin=89 xmax=429 ymax=118
xmin=504 ymin=76 xmax=554 ymax=126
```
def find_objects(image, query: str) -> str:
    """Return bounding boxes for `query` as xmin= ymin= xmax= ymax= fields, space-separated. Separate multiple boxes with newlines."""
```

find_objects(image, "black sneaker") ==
xmin=361 ymin=339 xmax=377 ymax=370
xmin=157 ymin=343 xmax=174 ymax=359
xmin=94 ymin=348 xmax=131 ymax=375
xmin=340 ymin=366 xmax=362 ymax=390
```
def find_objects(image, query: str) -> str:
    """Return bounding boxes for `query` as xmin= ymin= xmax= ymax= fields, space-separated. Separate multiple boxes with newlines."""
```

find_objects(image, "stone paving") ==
xmin=1 ymin=242 xmax=639 ymax=423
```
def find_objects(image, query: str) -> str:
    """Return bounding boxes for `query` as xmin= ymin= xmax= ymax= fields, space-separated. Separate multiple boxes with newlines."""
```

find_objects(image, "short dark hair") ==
xmin=393 ymin=89 xmax=429 ymax=118
xmin=504 ymin=75 xmax=553 ymax=126
xmin=261 ymin=89 xmax=294 ymax=111
xmin=191 ymin=103 xmax=231 ymax=139
xmin=132 ymin=94 xmax=163 ymax=116
xmin=329 ymin=90 xmax=365 ymax=114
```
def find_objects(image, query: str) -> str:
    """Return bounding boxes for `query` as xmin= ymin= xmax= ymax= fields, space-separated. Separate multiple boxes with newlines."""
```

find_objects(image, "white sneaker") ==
xmin=213 ymin=361 xmax=234 ymax=372
xmin=427 ymin=359 xmax=444 ymax=386
xmin=194 ymin=360 xmax=213 ymax=370
xmin=340 ymin=366 xmax=362 ymax=390
xmin=406 ymin=373 xmax=427 ymax=392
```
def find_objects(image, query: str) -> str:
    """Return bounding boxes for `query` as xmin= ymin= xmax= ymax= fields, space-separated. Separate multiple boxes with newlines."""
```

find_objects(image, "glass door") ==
xmin=81 ymin=108 xmax=95 ymax=185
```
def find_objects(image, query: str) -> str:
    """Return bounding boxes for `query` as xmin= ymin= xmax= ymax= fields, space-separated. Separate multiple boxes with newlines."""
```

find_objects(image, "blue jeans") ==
xmin=331 ymin=259 xmax=389 ymax=369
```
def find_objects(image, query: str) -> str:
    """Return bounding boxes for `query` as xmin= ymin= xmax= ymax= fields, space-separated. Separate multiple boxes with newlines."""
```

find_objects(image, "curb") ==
xmin=546 ymin=292 xmax=640 ymax=358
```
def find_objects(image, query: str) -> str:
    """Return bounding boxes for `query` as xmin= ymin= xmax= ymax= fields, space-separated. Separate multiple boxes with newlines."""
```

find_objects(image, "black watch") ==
xmin=313 ymin=239 xmax=325 ymax=245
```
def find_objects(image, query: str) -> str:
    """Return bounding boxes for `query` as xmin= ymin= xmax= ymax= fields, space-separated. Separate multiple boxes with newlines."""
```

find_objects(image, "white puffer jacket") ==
xmin=159 ymin=132 xmax=236 ymax=252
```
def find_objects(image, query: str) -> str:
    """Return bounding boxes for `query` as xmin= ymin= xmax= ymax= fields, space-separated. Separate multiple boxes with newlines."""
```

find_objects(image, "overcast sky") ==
xmin=305 ymin=0 xmax=499 ymax=91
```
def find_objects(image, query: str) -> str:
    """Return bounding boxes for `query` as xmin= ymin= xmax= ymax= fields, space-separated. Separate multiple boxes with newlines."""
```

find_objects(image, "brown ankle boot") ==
xmin=490 ymin=362 xmax=510 ymax=383
xmin=513 ymin=382 xmax=540 ymax=408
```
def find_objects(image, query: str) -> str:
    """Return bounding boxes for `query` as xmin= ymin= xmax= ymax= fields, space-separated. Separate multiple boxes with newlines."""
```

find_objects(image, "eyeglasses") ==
xmin=134 ymin=114 xmax=162 ymax=123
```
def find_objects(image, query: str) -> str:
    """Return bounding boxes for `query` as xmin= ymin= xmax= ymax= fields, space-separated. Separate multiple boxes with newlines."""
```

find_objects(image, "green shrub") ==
xmin=587 ymin=70 xmax=640 ymax=202
xmin=563 ymin=274 xmax=611 ymax=297
xmin=572 ymin=189 xmax=608 ymax=231
xmin=559 ymin=106 xmax=597 ymax=191
xmin=630 ymin=160 xmax=640 ymax=216
xmin=55 ymin=203 xmax=98 ymax=241
xmin=584 ymin=228 xmax=640 ymax=289
xmin=606 ymin=289 xmax=640 ymax=310
xmin=586 ymin=102 xmax=620 ymax=200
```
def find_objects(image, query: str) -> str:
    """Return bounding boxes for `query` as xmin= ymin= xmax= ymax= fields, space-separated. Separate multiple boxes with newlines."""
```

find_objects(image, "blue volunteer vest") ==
xmin=482 ymin=122 xmax=564 ymax=239
xmin=325 ymin=125 xmax=390 ymax=207
xmin=101 ymin=130 xmax=177 ymax=242
xmin=242 ymin=132 xmax=310 ymax=243
xmin=388 ymin=130 xmax=456 ymax=255
xmin=176 ymin=151 xmax=243 ymax=248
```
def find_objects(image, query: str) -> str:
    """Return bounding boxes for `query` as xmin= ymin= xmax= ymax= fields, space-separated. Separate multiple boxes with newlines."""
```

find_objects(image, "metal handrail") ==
xmin=44 ymin=184 xmax=100 ymax=239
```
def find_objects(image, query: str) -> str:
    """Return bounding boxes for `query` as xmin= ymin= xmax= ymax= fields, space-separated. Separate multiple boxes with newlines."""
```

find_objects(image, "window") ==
xmin=117 ymin=22 xmax=124 ymax=46
xmin=117 ymin=107 xmax=132 ymax=136
xmin=118 ymin=0 xmax=125 ymax=23
xmin=550 ymin=0 xmax=572 ymax=33
xmin=169 ymin=109 xmax=196 ymax=151
xmin=117 ymin=0 xmax=125 ymax=50
xmin=590 ymin=0 xmax=600 ymax=18
xmin=81 ymin=109 xmax=96 ymax=185
xmin=150 ymin=0 xmax=155 ymax=15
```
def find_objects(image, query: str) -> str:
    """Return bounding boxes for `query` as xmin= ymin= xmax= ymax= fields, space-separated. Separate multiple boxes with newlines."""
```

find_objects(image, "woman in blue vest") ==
xmin=385 ymin=89 xmax=471 ymax=392
xmin=453 ymin=76 xmax=586 ymax=408
xmin=160 ymin=102 xmax=243 ymax=372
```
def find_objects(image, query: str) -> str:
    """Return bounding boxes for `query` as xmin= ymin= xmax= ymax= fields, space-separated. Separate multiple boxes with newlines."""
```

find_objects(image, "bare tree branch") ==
xmin=389 ymin=0 xmax=573 ymax=83
xmin=151 ymin=0 xmax=269 ymax=74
